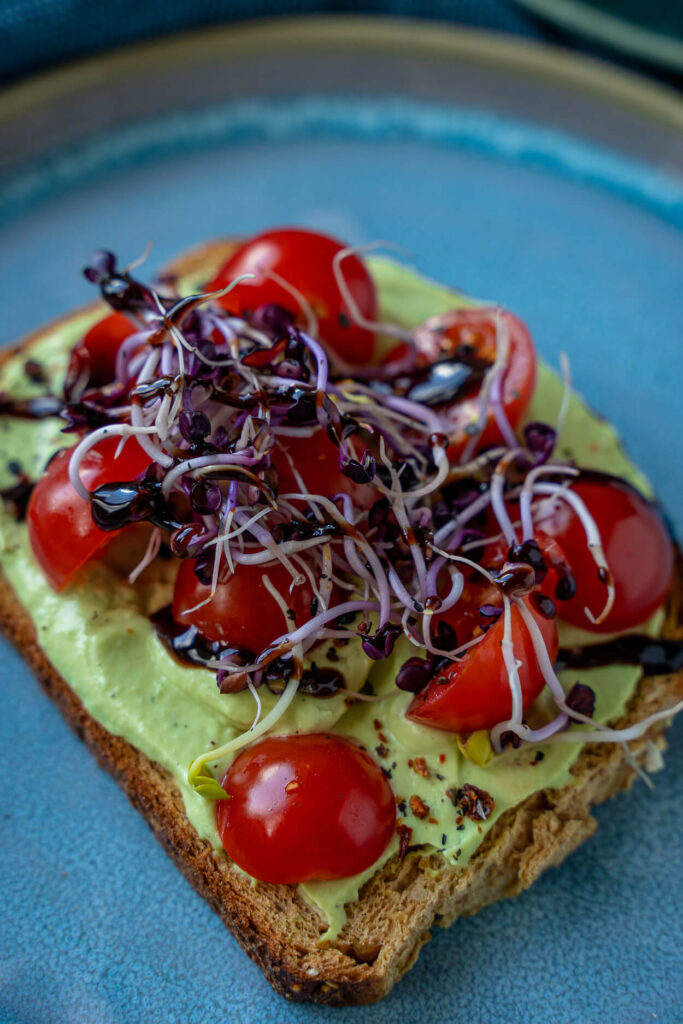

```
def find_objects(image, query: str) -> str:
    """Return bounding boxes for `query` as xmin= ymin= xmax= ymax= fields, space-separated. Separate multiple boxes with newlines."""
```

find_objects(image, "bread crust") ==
xmin=2 ymin=242 xmax=682 ymax=1006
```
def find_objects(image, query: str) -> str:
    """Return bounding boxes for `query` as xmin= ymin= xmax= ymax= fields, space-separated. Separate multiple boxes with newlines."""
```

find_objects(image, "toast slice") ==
xmin=1 ymin=240 xmax=682 ymax=1006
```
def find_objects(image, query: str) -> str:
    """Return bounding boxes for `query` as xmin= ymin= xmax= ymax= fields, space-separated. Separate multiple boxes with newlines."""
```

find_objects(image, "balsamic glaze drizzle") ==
xmin=0 ymin=394 xmax=63 ymax=420
xmin=151 ymin=605 xmax=346 ymax=697
xmin=150 ymin=605 xmax=247 ymax=671
xmin=556 ymin=634 xmax=683 ymax=676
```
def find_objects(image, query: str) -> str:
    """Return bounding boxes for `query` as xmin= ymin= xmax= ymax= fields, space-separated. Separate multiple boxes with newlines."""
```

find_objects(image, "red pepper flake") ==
xmin=397 ymin=823 xmax=413 ymax=861
xmin=428 ymin=817 xmax=439 ymax=825
xmin=407 ymin=759 xmax=413 ymax=768
xmin=412 ymin=757 xmax=430 ymax=779
xmin=285 ymin=781 xmax=300 ymax=793
xmin=378 ymin=732 xmax=389 ymax=744
xmin=373 ymin=719 xmax=383 ymax=731
xmin=447 ymin=784 xmax=495 ymax=822
xmin=438 ymin=753 xmax=446 ymax=764
xmin=375 ymin=743 xmax=390 ymax=759
xmin=409 ymin=794 xmax=430 ymax=819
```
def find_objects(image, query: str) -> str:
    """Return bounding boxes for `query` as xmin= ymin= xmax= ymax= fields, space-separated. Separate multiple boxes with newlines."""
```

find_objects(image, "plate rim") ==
xmin=1 ymin=14 xmax=682 ymax=133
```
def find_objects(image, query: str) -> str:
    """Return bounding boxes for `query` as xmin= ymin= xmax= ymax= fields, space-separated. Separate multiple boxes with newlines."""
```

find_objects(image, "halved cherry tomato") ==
xmin=208 ymin=228 xmax=377 ymax=365
xmin=27 ymin=438 xmax=151 ymax=591
xmin=538 ymin=475 xmax=674 ymax=633
xmin=68 ymin=312 xmax=136 ymax=388
xmin=273 ymin=429 xmax=375 ymax=507
xmin=408 ymin=596 xmax=558 ymax=734
xmin=173 ymin=557 xmax=328 ymax=652
xmin=216 ymin=733 xmax=396 ymax=883
xmin=389 ymin=309 xmax=536 ymax=460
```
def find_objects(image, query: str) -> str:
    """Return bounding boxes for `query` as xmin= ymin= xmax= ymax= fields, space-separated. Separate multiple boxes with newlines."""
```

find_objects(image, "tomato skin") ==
xmin=173 ymin=557 xmax=325 ymax=651
xmin=407 ymin=597 xmax=558 ymax=734
xmin=273 ymin=429 xmax=375 ymax=508
xmin=538 ymin=476 xmax=674 ymax=633
xmin=27 ymin=438 xmax=151 ymax=591
xmin=216 ymin=734 xmax=396 ymax=883
xmin=411 ymin=308 xmax=536 ymax=459
xmin=208 ymin=228 xmax=377 ymax=365
xmin=68 ymin=312 xmax=136 ymax=388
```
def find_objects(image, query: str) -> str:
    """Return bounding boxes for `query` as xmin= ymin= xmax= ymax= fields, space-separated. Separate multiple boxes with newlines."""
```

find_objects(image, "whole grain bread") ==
xmin=1 ymin=241 xmax=682 ymax=1006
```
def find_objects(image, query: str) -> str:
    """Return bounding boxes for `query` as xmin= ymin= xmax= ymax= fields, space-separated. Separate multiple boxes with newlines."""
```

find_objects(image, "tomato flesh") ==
xmin=538 ymin=475 xmax=673 ymax=633
xmin=216 ymin=734 xmax=396 ymax=883
xmin=173 ymin=557 xmax=327 ymax=652
xmin=408 ymin=596 xmax=558 ymax=734
xmin=208 ymin=228 xmax=377 ymax=365
xmin=27 ymin=438 xmax=151 ymax=590
xmin=68 ymin=312 xmax=136 ymax=388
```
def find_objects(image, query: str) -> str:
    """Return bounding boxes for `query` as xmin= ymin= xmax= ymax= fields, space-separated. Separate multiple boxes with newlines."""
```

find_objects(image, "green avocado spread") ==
xmin=0 ymin=256 xmax=661 ymax=940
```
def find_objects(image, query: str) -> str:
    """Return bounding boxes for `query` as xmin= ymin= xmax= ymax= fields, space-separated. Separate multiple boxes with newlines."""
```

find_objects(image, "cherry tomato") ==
xmin=405 ymin=308 xmax=536 ymax=459
xmin=208 ymin=228 xmax=377 ymax=365
xmin=173 ymin=557 xmax=327 ymax=651
xmin=538 ymin=475 xmax=674 ymax=633
xmin=27 ymin=437 xmax=151 ymax=591
xmin=407 ymin=596 xmax=558 ymax=734
xmin=68 ymin=312 xmax=136 ymax=388
xmin=216 ymin=733 xmax=396 ymax=883
xmin=273 ymin=429 xmax=375 ymax=507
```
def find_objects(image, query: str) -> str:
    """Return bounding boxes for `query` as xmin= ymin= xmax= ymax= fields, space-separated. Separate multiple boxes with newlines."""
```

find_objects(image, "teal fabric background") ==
xmin=1 ymin=1 xmax=540 ymax=81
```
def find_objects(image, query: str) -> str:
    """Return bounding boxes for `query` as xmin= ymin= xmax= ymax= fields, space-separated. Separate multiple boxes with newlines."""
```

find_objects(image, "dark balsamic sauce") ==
xmin=151 ymin=605 xmax=247 ymax=671
xmin=0 ymin=394 xmax=63 ymax=420
xmin=556 ymin=635 xmax=683 ymax=676
xmin=0 ymin=473 xmax=34 ymax=521
xmin=151 ymin=605 xmax=346 ymax=697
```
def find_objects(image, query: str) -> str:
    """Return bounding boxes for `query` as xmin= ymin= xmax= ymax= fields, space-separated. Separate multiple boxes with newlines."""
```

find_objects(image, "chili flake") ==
xmin=397 ymin=823 xmax=413 ymax=861
xmin=412 ymin=757 xmax=430 ymax=779
xmin=447 ymin=783 xmax=494 ymax=822
xmin=409 ymin=794 xmax=430 ymax=819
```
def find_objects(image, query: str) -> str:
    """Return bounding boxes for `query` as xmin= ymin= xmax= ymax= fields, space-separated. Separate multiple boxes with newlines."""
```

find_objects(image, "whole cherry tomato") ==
xmin=216 ymin=733 xmax=396 ymax=883
xmin=173 ymin=557 xmax=326 ymax=652
xmin=68 ymin=312 xmax=136 ymax=389
xmin=27 ymin=437 xmax=151 ymax=590
xmin=538 ymin=475 xmax=673 ymax=633
xmin=407 ymin=596 xmax=558 ymax=734
xmin=208 ymin=228 xmax=377 ymax=365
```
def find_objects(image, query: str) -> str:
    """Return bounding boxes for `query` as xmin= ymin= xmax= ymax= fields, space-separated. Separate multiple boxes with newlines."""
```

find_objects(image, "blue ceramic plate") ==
xmin=0 ymin=20 xmax=682 ymax=1024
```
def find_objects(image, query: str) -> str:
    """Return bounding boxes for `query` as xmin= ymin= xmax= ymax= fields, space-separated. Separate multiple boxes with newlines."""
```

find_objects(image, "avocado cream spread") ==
xmin=0 ymin=256 xmax=660 ymax=939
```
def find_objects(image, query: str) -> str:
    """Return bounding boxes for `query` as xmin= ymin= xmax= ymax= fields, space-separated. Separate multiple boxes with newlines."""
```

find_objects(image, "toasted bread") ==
xmin=1 ymin=240 xmax=681 ymax=1005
